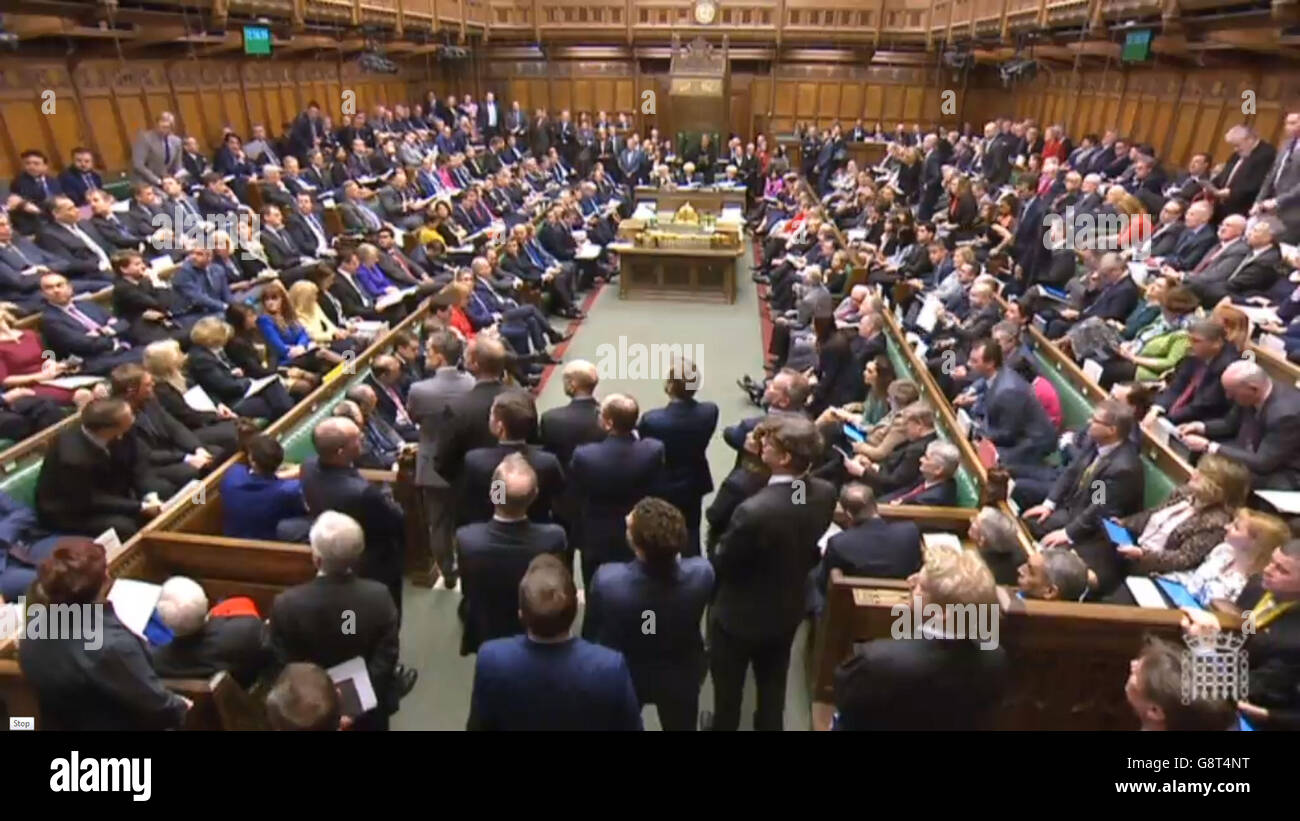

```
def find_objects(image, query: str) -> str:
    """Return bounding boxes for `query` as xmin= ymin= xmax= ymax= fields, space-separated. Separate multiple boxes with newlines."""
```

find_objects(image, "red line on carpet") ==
xmin=533 ymin=283 xmax=605 ymax=395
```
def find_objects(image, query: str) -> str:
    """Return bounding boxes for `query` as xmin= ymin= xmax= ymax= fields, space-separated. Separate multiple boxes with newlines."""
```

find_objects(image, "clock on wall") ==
xmin=693 ymin=0 xmax=718 ymax=25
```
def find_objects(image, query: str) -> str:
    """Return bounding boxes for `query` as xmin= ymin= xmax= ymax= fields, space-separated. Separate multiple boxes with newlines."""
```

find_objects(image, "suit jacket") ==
xmin=36 ymin=427 xmax=150 ymax=531
xmin=300 ymin=458 xmax=406 ymax=597
xmin=19 ymin=609 xmax=188 ymax=730
xmin=467 ymin=635 xmax=641 ymax=730
xmin=879 ymin=478 xmax=958 ymax=506
xmin=89 ymin=213 xmax=145 ymax=252
xmin=1203 ymin=381 xmax=1300 ymax=490
xmin=407 ymin=367 xmax=476 ymax=489
xmin=434 ymin=380 xmax=513 ymax=482
xmin=58 ymin=168 xmax=102 ymax=207
xmin=569 ymin=434 xmax=665 ymax=561
xmin=287 ymin=211 xmax=333 ymax=256
xmin=981 ymin=367 xmax=1057 ymax=462
xmin=637 ymin=399 xmax=719 ymax=504
xmin=130 ymin=398 xmax=202 ymax=466
xmin=1224 ymin=245 xmax=1283 ymax=300
xmin=39 ymin=300 xmax=130 ymax=362
xmin=339 ymin=200 xmax=384 ymax=234
xmin=712 ymin=476 xmax=837 ymax=641
xmin=1258 ymin=137 xmax=1300 ymax=241
xmin=150 ymin=615 xmax=270 ymax=688
xmin=1213 ymin=141 xmax=1277 ymax=216
xmin=834 ymin=637 xmax=1008 ymax=730
xmin=1235 ymin=577 xmax=1300 ymax=730
xmin=870 ymin=431 xmax=937 ymax=494
xmin=1166 ymin=222 xmax=1217 ymax=271
xmin=1080 ymin=275 xmax=1140 ymax=324
xmin=587 ymin=557 xmax=715 ymax=703
xmin=131 ymin=129 xmax=183 ymax=185
xmin=1047 ymin=438 xmax=1144 ymax=541
xmin=1186 ymin=238 xmax=1251 ymax=306
xmin=171 ymin=260 xmax=233 ymax=315
xmin=1153 ymin=343 xmax=1239 ymax=425
xmin=460 ymin=443 xmax=565 ymax=525
xmin=813 ymin=518 xmax=921 ymax=601
xmin=456 ymin=518 xmax=568 ymax=654
xmin=270 ymin=574 xmax=400 ymax=715
xmin=186 ymin=346 xmax=253 ymax=405
xmin=36 ymin=222 xmax=109 ymax=276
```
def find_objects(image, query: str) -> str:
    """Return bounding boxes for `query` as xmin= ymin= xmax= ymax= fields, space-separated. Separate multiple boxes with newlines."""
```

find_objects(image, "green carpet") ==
xmin=394 ymin=249 xmax=815 ymax=730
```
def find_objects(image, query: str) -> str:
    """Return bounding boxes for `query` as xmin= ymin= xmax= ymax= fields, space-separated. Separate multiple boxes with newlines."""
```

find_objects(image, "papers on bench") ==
xmin=329 ymin=656 xmax=379 ymax=717
xmin=1124 ymin=576 xmax=1168 ymax=609
xmin=184 ymin=385 xmax=218 ymax=413
xmin=106 ymin=578 xmax=162 ymax=638
xmin=375 ymin=286 xmax=417 ymax=312
xmin=845 ymin=228 xmax=867 ymax=243
xmin=1254 ymin=489 xmax=1300 ymax=514
xmin=575 ymin=242 xmax=603 ymax=261
xmin=922 ymin=533 xmax=963 ymax=556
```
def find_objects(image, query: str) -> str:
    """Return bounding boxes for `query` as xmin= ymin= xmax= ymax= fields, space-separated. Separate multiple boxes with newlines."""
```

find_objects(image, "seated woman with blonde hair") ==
xmin=287 ymin=280 xmax=362 ymax=357
xmin=1159 ymin=509 xmax=1290 ymax=608
xmin=143 ymin=339 xmax=240 ymax=456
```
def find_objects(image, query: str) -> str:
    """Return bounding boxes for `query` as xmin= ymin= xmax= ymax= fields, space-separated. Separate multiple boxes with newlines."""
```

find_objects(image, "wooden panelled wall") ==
xmin=484 ymin=60 xmax=965 ymax=141
xmin=0 ymin=59 xmax=467 ymax=180
xmin=998 ymin=67 xmax=1300 ymax=170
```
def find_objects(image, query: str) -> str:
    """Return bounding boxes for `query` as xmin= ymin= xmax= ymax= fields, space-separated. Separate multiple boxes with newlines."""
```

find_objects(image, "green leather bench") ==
xmin=0 ymin=456 xmax=44 ymax=509
xmin=278 ymin=371 xmax=371 ymax=464
xmin=885 ymin=339 xmax=979 ymax=508
xmin=1028 ymin=347 xmax=1178 ymax=508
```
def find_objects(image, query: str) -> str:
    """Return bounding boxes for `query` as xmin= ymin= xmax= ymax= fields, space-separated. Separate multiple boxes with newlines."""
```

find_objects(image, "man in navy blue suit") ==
xmin=9 ymin=150 xmax=62 ymax=235
xmin=809 ymin=483 xmax=922 ymax=615
xmin=587 ymin=497 xmax=714 ymax=730
xmin=459 ymin=390 xmax=565 ymax=526
xmin=457 ymin=454 xmax=567 ymax=655
xmin=171 ymin=246 xmax=235 ymax=318
xmin=299 ymin=417 xmax=407 ymax=611
xmin=967 ymin=338 xmax=1056 ymax=469
xmin=569 ymin=394 xmax=664 ymax=596
xmin=57 ymin=148 xmax=103 ymax=207
xmin=467 ymin=553 xmax=641 ymax=730
xmin=637 ymin=358 xmax=718 ymax=556
xmin=39 ymin=272 xmax=141 ymax=375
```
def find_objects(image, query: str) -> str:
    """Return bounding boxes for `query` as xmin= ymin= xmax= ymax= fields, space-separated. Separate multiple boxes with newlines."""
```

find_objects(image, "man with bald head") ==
xmin=1179 ymin=360 xmax=1300 ymax=490
xmin=456 ymin=454 xmax=568 ymax=654
xmin=540 ymin=359 xmax=605 ymax=467
xmin=569 ymin=394 xmax=665 ymax=596
xmin=300 ymin=416 xmax=408 ymax=607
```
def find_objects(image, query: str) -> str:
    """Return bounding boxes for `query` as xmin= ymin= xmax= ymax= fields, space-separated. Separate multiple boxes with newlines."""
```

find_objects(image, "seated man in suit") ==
xmin=879 ymin=439 xmax=961 ymax=505
xmin=338 ymin=180 xmax=387 ymax=236
xmin=710 ymin=413 xmax=837 ymax=731
xmin=467 ymin=553 xmax=641 ymax=730
xmin=218 ymin=433 xmax=309 ymax=542
xmin=967 ymin=337 xmax=1057 ymax=469
xmin=151 ymin=576 xmax=271 ymax=688
xmin=842 ymin=401 xmax=939 ymax=497
xmin=270 ymin=511 xmax=413 ymax=732
xmin=376 ymin=169 xmax=426 ymax=231
xmin=0 ymin=213 xmax=93 ymax=314
xmin=300 ymin=418 xmax=408 ymax=610
xmin=1022 ymin=399 xmax=1144 ymax=592
xmin=366 ymin=354 xmax=419 ymax=442
xmin=259 ymin=205 xmax=322 ymax=286
xmin=36 ymin=196 xmax=116 ymax=284
xmin=35 ymin=397 xmax=161 ymax=539
xmin=171 ymin=246 xmax=235 ymax=319
xmin=833 ymin=549 xmax=1008 ymax=730
xmin=810 ymin=482 xmax=921 ymax=615
xmin=39 ymin=272 xmax=141 ymax=375
xmin=460 ymin=390 xmax=564 ymax=526
xmin=286 ymin=193 xmax=336 ymax=259
xmin=457 ymin=454 xmax=568 ymax=655
xmin=1178 ymin=215 xmax=1249 ymax=308
xmin=637 ymin=357 xmax=718 ymax=556
xmin=335 ymin=389 xmax=404 ymax=471
xmin=111 ymin=363 xmax=219 ymax=500
xmin=1216 ymin=216 xmax=1284 ymax=304
xmin=586 ymin=497 xmax=714 ymax=731
xmin=85 ymin=188 xmax=147 ymax=253
xmin=1180 ymin=360 xmax=1300 ymax=491
xmin=1147 ymin=318 xmax=1238 ymax=427
xmin=569 ymin=393 xmax=665 ymax=593
xmin=58 ymin=147 xmax=103 ymax=207
xmin=1015 ymin=547 xmax=1091 ymax=602
xmin=110 ymin=249 xmax=193 ymax=346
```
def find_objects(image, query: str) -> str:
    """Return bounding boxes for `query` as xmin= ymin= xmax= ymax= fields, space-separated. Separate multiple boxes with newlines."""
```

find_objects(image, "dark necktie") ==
xmin=83 ymin=173 xmax=94 ymax=192
xmin=163 ymin=138 xmax=172 ymax=166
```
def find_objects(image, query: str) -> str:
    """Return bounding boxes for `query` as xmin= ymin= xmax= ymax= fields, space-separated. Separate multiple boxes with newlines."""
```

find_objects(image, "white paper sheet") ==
xmin=106 ymin=578 xmax=162 ymax=638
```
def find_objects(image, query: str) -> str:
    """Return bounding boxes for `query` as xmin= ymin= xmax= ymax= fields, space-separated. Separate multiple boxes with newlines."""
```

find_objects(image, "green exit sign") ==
xmin=243 ymin=25 xmax=272 ymax=56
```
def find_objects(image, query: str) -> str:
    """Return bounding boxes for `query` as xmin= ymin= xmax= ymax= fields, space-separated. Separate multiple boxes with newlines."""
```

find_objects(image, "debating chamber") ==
xmin=0 ymin=0 xmax=1299 ymax=750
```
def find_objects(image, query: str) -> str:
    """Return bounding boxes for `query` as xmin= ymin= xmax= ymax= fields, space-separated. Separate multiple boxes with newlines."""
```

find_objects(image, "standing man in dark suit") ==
xmin=637 ymin=358 xmax=718 ymax=556
xmin=300 ymin=417 xmax=407 ymax=610
xmin=35 ymin=398 xmax=160 ymax=539
xmin=468 ymin=553 xmax=641 ymax=730
xmin=1209 ymin=124 xmax=1276 ymax=218
xmin=460 ymin=391 xmax=565 ymax=526
xmin=587 ymin=497 xmax=714 ymax=730
xmin=809 ymin=483 xmax=922 ymax=615
xmin=408 ymin=326 xmax=475 ymax=587
xmin=969 ymin=338 xmax=1058 ymax=468
xmin=917 ymin=134 xmax=945 ymax=220
xmin=1181 ymin=361 xmax=1300 ymax=491
xmin=457 ymin=454 xmax=568 ymax=654
xmin=710 ymin=414 xmax=836 ymax=731
xmin=1252 ymin=110 xmax=1300 ymax=243
xmin=833 ymin=550 xmax=1008 ymax=730
xmin=289 ymin=102 xmax=326 ymax=162
xmin=270 ymin=511 xmax=411 ymax=732
xmin=476 ymin=92 xmax=503 ymax=139
xmin=434 ymin=337 xmax=513 ymax=497
xmin=569 ymin=394 xmax=665 ymax=594
xmin=540 ymin=360 xmax=605 ymax=466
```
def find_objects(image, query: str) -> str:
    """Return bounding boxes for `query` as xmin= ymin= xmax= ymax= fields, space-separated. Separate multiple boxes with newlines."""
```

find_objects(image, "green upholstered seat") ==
xmin=0 ymin=457 xmax=44 ymax=508
xmin=278 ymin=371 xmax=371 ymax=464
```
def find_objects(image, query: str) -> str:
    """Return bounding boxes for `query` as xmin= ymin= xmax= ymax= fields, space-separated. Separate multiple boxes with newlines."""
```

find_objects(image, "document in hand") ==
xmin=375 ymin=287 xmax=416 ymax=311
xmin=244 ymin=375 xmax=281 ymax=398
xmin=915 ymin=295 xmax=941 ymax=333
xmin=183 ymin=385 xmax=218 ymax=413
xmin=329 ymin=656 xmax=379 ymax=717
xmin=576 ymin=243 xmax=602 ymax=260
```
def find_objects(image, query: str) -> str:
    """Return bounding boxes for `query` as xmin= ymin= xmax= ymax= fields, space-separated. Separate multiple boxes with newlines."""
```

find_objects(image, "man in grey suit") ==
xmin=1183 ymin=214 xmax=1250 ymax=308
xmin=131 ymin=112 xmax=184 ymax=187
xmin=1253 ymin=111 xmax=1300 ymax=244
xmin=407 ymin=323 xmax=475 ymax=585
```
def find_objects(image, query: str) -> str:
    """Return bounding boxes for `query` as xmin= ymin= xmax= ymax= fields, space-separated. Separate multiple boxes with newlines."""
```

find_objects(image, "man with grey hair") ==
xmin=1181 ymin=360 xmax=1300 ymax=490
xmin=968 ymin=506 xmax=1027 ymax=586
xmin=270 ymin=510 xmax=408 ymax=731
xmin=456 ymin=454 xmax=568 ymax=654
xmin=152 ymin=576 xmax=270 ymax=687
xmin=1016 ymin=547 xmax=1090 ymax=602
xmin=1210 ymin=124 xmax=1276 ymax=217
xmin=880 ymin=439 xmax=961 ymax=506
xmin=300 ymin=417 xmax=407 ymax=605
xmin=1149 ymin=317 xmax=1237 ymax=426
xmin=810 ymin=482 xmax=922 ymax=613
xmin=1179 ymin=213 xmax=1249 ymax=307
